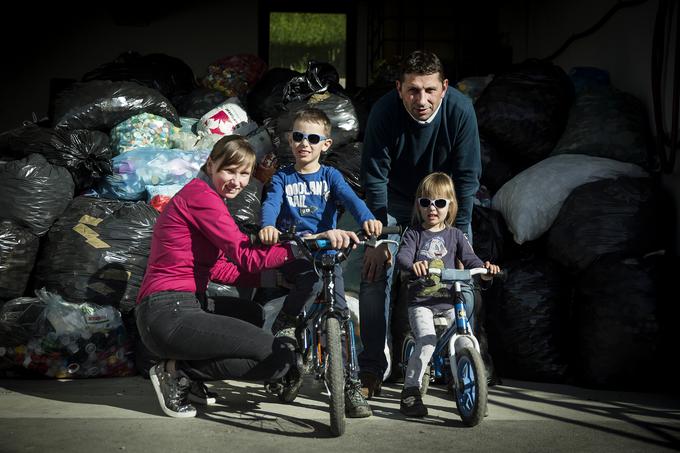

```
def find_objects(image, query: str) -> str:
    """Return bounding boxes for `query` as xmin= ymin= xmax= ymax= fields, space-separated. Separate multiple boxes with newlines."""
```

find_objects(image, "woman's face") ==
xmin=207 ymin=157 xmax=251 ymax=199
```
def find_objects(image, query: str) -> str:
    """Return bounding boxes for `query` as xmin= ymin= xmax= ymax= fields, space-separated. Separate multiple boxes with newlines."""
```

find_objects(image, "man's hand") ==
xmin=412 ymin=260 xmax=429 ymax=277
xmin=317 ymin=229 xmax=360 ymax=249
xmin=481 ymin=261 xmax=501 ymax=280
xmin=362 ymin=219 xmax=383 ymax=237
xmin=362 ymin=243 xmax=391 ymax=282
xmin=258 ymin=226 xmax=280 ymax=245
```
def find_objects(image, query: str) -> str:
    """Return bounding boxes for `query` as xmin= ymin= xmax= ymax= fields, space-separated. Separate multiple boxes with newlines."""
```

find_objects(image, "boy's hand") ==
xmin=362 ymin=219 xmax=383 ymax=237
xmin=362 ymin=244 xmax=392 ymax=281
xmin=258 ymin=226 xmax=280 ymax=245
xmin=481 ymin=261 xmax=500 ymax=280
xmin=413 ymin=260 xmax=429 ymax=277
xmin=318 ymin=229 xmax=360 ymax=249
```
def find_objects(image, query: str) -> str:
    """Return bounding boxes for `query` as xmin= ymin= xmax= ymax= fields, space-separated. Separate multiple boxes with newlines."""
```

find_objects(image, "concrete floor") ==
xmin=1 ymin=375 xmax=678 ymax=453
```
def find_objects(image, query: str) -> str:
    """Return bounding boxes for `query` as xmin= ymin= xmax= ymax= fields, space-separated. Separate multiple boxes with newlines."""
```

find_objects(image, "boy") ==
xmin=259 ymin=108 xmax=382 ymax=418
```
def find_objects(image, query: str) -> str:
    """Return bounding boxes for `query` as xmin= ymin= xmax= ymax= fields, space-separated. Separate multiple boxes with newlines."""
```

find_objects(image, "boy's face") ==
xmin=289 ymin=119 xmax=332 ymax=168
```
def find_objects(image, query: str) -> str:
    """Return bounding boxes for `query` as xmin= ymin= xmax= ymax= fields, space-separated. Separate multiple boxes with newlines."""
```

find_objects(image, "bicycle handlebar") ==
xmin=277 ymin=225 xmax=402 ymax=264
xmin=426 ymin=267 xmax=506 ymax=282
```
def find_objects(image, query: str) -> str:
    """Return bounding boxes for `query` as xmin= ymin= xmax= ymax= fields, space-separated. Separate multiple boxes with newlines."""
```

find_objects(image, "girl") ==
xmin=136 ymin=135 xmax=358 ymax=418
xmin=395 ymin=172 xmax=499 ymax=417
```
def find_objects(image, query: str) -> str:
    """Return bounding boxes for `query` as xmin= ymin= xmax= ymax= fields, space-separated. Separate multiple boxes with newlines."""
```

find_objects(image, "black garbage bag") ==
xmin=0 ymin=221 xmax=39 ymax=301
xmin=246 ymin=68 xmax=302 ymax=124
xmin=33 ymin=196 xmax=158 ymax=314
xmin=173 ymin=87 xmax=228 ymax=119
xmin=0 ymin=123 xmax=112 ymax=191
xmin=572 ymin=253 xmax=662 ymax=389
xmin=225 ymin=179 xmax=262 ymax=234
xmin=550 ymin=87 xmax=652 ymax=169
xmin=321 ymin=142 xmax=363 ymax=197
xmin=53 ymin=80 xmax=180 ymax=131
xmin=479 ymin=135 xmax=517 ymax=194
xmin=81 ymin=51 xmax=198 ymax=102
xmin=474 ymin=59 xmax=574 ymax=166
xmin=547 ymin=177 xmax=662 ymax=272
xmin=471 ymin=204 xmax=508 ymax=263
xmin=0 ymin=153 xmax=74 ymax=236
xmin=486 ymin=256 xmax=571 ymax=382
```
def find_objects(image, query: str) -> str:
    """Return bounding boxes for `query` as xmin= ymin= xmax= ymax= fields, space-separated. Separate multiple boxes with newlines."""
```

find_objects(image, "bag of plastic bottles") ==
xmin=0 ymin=289 xmax=135 ymax=378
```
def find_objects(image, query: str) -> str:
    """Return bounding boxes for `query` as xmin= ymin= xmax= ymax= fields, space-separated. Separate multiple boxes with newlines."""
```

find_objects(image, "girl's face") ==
xmin=207 ymin=156 xmax=251 ymax=199
xmin=418 ymin=194 xmax=450 ymax=229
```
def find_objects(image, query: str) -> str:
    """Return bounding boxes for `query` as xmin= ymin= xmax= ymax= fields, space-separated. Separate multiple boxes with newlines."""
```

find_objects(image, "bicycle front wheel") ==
xmin=454 ymin=347 xmax=487 ymax=427
xmin=324 ymin=317 xmax=345 ymax=436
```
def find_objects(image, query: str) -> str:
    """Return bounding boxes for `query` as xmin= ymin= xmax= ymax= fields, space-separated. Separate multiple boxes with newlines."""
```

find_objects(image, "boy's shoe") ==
xmin=400 ymin=386 xmax=428 ymax=417
xmin=359 ymin=371 xmax=382 ymax=399
xmin=188 ymin=381 xmax=218 ymax=406
xmin=149 ymin=361 xmax=197 ymax=418
xmin=271 ymin=310 xmax=298 ymax=342
xmin=345 ymin=380 xmax=372 ymax=418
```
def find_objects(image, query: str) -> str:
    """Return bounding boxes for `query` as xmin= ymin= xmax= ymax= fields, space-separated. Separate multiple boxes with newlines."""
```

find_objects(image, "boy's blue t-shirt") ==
xmin=261 ymin=164 xmax=374 ymax=235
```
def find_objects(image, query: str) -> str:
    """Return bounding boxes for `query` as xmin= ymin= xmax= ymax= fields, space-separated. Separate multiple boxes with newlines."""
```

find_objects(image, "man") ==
xmin=359 ymin=50 xmax=482 ymax=398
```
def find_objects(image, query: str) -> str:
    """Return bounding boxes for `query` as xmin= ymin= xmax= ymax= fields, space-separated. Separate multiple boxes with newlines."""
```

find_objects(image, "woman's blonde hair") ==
xmin=411 ymin=172 xmax=458 ymax=227
xmin=200 ymin=135 xmax=256 ymax=173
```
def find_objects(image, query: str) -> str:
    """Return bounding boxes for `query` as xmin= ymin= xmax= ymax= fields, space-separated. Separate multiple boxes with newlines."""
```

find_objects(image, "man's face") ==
xmin=397 ymin=72 xmax=448 ymax=121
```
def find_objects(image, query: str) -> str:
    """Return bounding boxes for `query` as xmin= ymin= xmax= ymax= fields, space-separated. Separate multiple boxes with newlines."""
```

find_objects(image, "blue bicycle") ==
xmin=273 ymin=227 xmax=400 ymax=436
xmin=400 ymin=267 xmax=504 ymax=426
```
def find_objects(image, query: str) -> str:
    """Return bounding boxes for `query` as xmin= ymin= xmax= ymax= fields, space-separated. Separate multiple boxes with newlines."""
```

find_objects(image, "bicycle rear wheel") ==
xmin=400 ymin=334 xmax=430 ymax=395
xmin=325 ymin=317 xmax=345 ymax=436
xmin=454 ymin=347 xmax=487 ymax=427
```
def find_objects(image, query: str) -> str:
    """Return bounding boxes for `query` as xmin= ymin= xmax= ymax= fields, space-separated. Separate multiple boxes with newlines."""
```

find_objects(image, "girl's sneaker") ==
xmin=400 ymin=386 xmax=428 ymax=417
xmin=149 ymin=361 xmax=197 ymax=418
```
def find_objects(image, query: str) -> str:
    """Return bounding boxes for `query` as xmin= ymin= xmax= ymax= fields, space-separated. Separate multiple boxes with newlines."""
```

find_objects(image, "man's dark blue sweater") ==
xmin=360 ymin=88 xmax=481 ymax=233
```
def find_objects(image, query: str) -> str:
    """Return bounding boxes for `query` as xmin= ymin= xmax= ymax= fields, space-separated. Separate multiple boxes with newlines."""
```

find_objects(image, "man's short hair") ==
xmin=400 ymin=50 xmax=445 ymax=82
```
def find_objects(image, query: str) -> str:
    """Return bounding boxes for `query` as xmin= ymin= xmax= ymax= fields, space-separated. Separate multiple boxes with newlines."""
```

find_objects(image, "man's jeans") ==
xmin=358 ymin=207 xmax=475 ymax=380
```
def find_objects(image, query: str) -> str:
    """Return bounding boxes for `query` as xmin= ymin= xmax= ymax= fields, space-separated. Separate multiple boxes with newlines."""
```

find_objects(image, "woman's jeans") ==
xmin=136 ymin=291 xmax=295 ymax=382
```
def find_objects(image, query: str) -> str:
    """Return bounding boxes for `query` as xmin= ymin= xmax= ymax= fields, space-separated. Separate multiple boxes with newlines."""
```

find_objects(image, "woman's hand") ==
xmin=412 ymin=260 xmax=429 ymax=277
xmin=258 ymin=226 xmax=280 ymax=245
xmin=316 ymin=229 xmax=360 ymax=250
xmin=362 ymin=219 xmax=383 ymax=238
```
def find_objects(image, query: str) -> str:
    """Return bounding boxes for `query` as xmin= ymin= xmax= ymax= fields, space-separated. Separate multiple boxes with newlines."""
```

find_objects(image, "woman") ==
xmin=136 ymin=135 xmax=358 ymax=418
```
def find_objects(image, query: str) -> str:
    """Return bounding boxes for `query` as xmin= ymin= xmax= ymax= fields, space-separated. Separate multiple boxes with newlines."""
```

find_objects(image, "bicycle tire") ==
xmin=454 ymin=346 xmax=488 ymax=427
xmin=325 ymin=317 xmax=345 ymax=436
xmin=400 ymin=334 xmax=430 ymax=395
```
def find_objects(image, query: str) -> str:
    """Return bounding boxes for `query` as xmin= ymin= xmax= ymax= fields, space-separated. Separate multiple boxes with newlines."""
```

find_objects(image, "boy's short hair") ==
xmin=293 ymin=108 xmax=332 ymax=136
xmin=400 ymin=50 xmax=445 ymax=83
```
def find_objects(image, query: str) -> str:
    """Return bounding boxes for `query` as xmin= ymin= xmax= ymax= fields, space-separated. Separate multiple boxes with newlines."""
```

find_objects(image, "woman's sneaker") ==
xmin=188 ymin=381 xmax=218 ymax=406
xmin=149 ymin=361 xmax=197 ymax=418
xmin=400 ymin=386 xmax=428 ymax=417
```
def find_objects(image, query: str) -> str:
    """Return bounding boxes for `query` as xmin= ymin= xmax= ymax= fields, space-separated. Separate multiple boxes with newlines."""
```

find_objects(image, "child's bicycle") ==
xmin=273 ymin=226 xmax=400 ymax=437
xmin=400 ymin=267 xmax=504 ymax=426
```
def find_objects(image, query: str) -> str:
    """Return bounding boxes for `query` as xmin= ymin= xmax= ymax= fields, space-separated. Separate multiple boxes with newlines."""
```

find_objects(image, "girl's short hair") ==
xmin=293 ymin=108 xmax=332 ymax=136
xmin=411 ymin=172 xmax=458 ymax=226
xmin=201 ymin=135 xmax=256 ymax=173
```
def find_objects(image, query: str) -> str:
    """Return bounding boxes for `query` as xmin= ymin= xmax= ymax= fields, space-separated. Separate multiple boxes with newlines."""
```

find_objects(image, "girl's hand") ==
xmin=258 ymin=226 xmax=280 ymax=245
xmin=481 ymin=261 xmax=500 ymax=280
xmin=413 ymin=260 xmax=429 ymax=277
xmin=362 ymin=219 xmax=383 ymax=238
